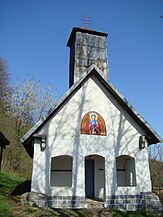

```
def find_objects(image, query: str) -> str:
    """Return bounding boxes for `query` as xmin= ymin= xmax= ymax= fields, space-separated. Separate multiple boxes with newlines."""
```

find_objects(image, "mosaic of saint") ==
xmin=81 ymin=112 xmax=106 ymax=136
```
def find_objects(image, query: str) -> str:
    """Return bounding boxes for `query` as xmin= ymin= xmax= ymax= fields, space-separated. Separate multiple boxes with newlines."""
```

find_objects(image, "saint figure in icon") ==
xmin=86 ymin=113 xmax=101 ymax=134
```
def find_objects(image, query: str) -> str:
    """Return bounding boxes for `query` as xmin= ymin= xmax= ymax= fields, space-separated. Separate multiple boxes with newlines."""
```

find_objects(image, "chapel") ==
xmin=21 ymin=27 xmax=162 ymax=211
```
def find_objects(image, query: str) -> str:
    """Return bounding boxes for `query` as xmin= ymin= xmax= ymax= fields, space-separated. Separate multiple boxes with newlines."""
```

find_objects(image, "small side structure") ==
xmin=20 ymin=27 xmax=162 ymax=212
xmin=0 ymin=131 xmax=10 ymax=171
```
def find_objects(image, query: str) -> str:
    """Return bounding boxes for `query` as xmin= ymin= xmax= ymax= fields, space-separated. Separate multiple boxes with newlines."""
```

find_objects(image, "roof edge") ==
xmin=94 ymin=74 xmax=162 ymax=144
xmin=20 ymin=64 xmax=162 ymax=145
xmin=20 ymin=65 xmax=106 ymax=144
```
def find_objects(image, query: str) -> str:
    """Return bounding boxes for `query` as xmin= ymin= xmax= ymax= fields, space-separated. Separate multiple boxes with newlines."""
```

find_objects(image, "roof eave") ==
xmin=20 ymin=66 xmax=96 ymax=144
xmin=94 ymin=72 xmax=162 ymax=145
xmin=20 ymin=65 xmax=162 ymax=146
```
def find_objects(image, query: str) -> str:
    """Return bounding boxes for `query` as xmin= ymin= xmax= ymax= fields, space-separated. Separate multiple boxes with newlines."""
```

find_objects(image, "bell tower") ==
xmin=67 ymin=27 xmax=109 ymax=88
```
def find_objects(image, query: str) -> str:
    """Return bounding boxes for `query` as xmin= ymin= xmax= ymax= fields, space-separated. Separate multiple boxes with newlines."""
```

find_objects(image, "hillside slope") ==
xmin=0 ymin=103 xmax=32 ymax=178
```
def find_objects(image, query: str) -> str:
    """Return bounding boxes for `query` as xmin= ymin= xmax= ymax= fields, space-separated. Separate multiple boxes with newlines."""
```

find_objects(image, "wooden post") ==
xmin=0 ymin=147 xmax=3 ymax=171
xmin=0 ymin=132 xmax=10 ymax=171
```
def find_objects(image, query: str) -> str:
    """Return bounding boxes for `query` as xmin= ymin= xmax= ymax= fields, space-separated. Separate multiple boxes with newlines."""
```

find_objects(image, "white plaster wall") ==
xmin=31 ymin=75 xmax=152 ymax=197
xmin=32 ymin=138 xmax=48 ymax=194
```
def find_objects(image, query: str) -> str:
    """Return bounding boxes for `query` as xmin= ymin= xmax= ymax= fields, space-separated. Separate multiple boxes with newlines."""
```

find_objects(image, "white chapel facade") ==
xmin=21 ymin=27 xmax=162 ymax=211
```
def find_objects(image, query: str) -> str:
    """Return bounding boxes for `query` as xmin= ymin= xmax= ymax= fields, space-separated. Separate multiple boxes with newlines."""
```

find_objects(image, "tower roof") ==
xmin=67 ymin=27 xmax=108 ymax=47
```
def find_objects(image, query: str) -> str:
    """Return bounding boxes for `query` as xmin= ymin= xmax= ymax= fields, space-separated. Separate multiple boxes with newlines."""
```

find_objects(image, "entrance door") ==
xmin=85 ymin=159 xmax=94 ymax=198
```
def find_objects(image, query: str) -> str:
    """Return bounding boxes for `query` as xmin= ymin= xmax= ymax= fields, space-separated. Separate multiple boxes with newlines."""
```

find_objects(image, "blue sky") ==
xmin=0 ymin=0 xmax=163 ymax=139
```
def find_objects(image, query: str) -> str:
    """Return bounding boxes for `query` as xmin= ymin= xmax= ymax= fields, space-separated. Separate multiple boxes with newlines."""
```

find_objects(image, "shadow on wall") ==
xmin=28 ymin=75 xmax=156 ymax=210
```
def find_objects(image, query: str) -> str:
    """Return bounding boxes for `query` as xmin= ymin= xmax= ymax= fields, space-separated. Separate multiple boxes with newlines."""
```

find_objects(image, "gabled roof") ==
xmin=20 ymin=65 xmax=162 ymax=147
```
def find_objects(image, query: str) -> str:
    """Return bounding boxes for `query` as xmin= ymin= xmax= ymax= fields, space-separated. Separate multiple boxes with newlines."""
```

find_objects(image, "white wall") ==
xmin=31 ymin=75 xmax=152 ymax=198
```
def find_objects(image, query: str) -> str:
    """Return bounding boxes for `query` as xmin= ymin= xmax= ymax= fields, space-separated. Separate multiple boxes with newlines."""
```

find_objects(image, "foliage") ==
xmin=0 ymin=56 xmax=10 ymax=101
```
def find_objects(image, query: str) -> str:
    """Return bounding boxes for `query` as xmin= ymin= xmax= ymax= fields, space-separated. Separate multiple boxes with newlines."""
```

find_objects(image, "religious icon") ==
xmin=81 ymin=111 xmax=106 ymax=136
xmin=86 ymin=113 xmax=101 ymax=134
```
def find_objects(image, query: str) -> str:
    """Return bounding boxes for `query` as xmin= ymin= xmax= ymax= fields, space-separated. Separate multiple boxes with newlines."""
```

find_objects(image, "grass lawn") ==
xmin=0 ymin=171 xmax=161 ymax=217
xmin=0 ymin=171 xmax=25 ymax=217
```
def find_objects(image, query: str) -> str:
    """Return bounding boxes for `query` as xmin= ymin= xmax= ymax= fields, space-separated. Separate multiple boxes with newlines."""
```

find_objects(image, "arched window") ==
xmin=50 ymin=155 xmax=73 ymax=187
xmin=81 ymin=111 xmax=106 ymax=136
xmin=116 ymin=155 xmax=136 ymax=187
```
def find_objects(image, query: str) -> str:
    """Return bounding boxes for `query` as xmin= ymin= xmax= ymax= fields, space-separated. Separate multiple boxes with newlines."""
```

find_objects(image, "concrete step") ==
xmin=85 ymin=198 xmax=104 ymax=209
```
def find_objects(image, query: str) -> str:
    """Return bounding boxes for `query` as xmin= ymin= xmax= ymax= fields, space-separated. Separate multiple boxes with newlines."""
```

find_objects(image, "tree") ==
xmin=4 ymin=77 xmax=56 ymax=138
xmin=2 ymin=77 xmax=56 ymax=175
xmin=148 ymin=143 xmax=163 ymax=189
xmin=0 ymin=56 xmax=10 ymax=101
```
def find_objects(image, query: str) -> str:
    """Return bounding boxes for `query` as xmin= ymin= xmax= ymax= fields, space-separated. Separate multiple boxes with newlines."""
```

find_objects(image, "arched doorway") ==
xmin=85 ymin=155 xmax=105 ymax=201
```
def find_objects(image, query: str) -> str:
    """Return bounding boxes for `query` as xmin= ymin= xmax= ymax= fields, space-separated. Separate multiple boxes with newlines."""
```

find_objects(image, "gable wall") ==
xmin=31 ymin=75 xmax=151 ymax=197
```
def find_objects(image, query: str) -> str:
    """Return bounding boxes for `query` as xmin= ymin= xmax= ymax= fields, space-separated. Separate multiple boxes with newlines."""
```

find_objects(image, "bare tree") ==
xmin=148 ymin=143 xmax=163 ymax=189
xmin=0 ymin=56 xmax=10 ymax=101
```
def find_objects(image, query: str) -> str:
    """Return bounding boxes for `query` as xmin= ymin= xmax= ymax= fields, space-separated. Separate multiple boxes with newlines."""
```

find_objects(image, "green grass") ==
xmin=0 ymin=172 xmax=25 ymax=217
xmin=0 ymin=200 xmax=12 ymax=217
xmin=0 ymin=171 xmax=161 ymax=217
xmin=0 ymin=172 xmax=24 ymax=192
